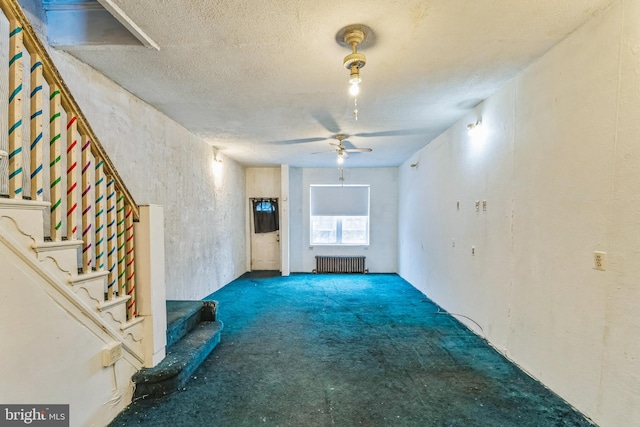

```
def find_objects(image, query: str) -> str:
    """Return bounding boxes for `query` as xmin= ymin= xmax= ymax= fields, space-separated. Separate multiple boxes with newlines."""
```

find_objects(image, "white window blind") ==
xmin=310 ymin=185 xmax=370 ymax=216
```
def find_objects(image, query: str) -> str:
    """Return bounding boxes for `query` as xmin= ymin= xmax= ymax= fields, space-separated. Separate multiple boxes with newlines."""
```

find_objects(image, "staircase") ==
xmin=0 ymin=198 xmax=145 ymax=359
xmin=0 ymin=1 xmax=166 ymax=425
xmin=132 ymin=300 xmax=223 ymax=399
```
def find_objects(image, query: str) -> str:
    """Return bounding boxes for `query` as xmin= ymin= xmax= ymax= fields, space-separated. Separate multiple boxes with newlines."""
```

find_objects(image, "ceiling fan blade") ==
xmin=345 ymin=148 xmax=373 ymax=153
xmin=312 ymin=109 xmax=341 ymax=133
xmin=340 ymin=139 xmax=356 ymax=150
xmin=270 ymin=137 xmax=329 ymax=145
xmin=311 ymin=150 xmax=337 ymax=155
xmin=354 ymin=128 xmax=429 ymax=138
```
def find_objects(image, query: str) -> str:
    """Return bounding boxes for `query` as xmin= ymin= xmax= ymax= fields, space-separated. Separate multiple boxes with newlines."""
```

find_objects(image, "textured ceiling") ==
xmin=61 ymin=0 xmax=615 ymax=168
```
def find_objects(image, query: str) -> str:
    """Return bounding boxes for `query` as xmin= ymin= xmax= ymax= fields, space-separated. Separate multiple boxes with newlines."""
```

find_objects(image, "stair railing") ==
xmin=0 ymin=0 xmax=138 ymax=320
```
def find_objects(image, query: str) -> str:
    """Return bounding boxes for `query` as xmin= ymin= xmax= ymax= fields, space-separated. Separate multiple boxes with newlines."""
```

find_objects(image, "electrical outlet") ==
xmin=471 ymin=246 xmax=475 ymax=256
xmin=452 ymin=239 xmax=456 ymax=248
xmin=475 ymin=201 xmax=480 ymax=212
xmin=102 ymin=342 xmax=122 ymax=367
xmin=483 ymin=201 xmax=487 ymax=211
xmin=456 ymin=201 xmax=460 ymax=210
xmin=593 ymin=251 xmax=606 ymax=271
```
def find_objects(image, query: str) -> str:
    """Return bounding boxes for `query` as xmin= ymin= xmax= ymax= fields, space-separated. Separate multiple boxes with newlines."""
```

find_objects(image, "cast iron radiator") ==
xmin=313 ymin=256 xmax=368 ymax=274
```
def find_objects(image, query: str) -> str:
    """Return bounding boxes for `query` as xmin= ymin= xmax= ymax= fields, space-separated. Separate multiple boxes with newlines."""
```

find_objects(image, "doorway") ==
xmin=250 ymin=198 xmax=280 ymax=271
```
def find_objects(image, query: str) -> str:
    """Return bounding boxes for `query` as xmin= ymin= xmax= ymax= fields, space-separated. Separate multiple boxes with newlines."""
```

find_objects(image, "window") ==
xmin=251 ymin=198 xmax=279 ymax=233
xmin=310 ymin=185 xmax=369 ymax=245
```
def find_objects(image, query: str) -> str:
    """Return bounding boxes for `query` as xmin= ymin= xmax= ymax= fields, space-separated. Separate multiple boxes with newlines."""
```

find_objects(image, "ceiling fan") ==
xmin=312 ymin=134 xmax=372 ymax=164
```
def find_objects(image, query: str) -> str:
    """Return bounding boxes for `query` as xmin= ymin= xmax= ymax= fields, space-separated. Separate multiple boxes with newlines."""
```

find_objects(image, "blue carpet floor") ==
xmin=110 ymin=273 xmax=594 ymax=427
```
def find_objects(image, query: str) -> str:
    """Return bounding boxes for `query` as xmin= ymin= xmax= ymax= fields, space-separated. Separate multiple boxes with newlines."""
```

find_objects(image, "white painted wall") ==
xmin=50 ymin=52 xmax=247 ymax=299
xmin=290 ymin=167 xmax=398 ymax=273
xmin=280 ymin=165 xmax=290 ymax=275
xmin=30 ymin=48 xmax=246 ymax=300
xmin=246 ymin=167 xmax=281 ymax=198
xmin=398 ymin=2 xmax=640 ymax=426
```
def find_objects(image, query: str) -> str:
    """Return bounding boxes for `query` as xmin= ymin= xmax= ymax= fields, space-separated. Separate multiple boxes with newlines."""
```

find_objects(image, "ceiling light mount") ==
xmin=336 ymin=24 xmax=375 ymax=98
xmin=335 ymin=24 xmax=375 ymax=50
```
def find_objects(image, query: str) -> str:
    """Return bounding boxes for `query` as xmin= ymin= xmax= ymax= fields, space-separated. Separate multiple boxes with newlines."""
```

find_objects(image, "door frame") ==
xmin=248 ymin=197 xmax=281 ymax=271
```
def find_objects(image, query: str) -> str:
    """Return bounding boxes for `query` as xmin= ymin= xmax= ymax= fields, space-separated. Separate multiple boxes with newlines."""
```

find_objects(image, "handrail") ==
xmin=0 ymin=0 xmax=138 ymax=220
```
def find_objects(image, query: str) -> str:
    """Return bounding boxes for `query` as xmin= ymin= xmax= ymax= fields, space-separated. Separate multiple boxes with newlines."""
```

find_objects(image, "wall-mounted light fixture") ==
xmin=467 ymin=120 xmax=483 ymax=137
xmin=212 ymin=147 xmax=223 ymax=163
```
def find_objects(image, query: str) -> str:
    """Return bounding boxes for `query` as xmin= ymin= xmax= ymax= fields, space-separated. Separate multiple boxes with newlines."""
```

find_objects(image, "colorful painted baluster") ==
xmin=116 ymin=192 xmax=126 ymax=297
xmin=81 ymin=134 xmax=92 ymax=272
xmin=8 ymin=21 xmax=24 ymax=199
xmin=125 ymin=205 xmax=136 ymax=319
xmin=106 ymin=178 xmax=117 ymax=298
xmin=29 ymin=53 xmax=43 ymax=200
xmin=94 ymin=159 xmax=106 ymax=271
xmin=66 ymin=115 xmax=79 ymax=241
xmin=49 ymin=84 xmax=63 ymax=240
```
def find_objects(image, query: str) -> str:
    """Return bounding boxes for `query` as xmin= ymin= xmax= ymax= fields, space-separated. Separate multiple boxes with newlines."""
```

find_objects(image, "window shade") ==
xmin=310 ymin=185 xmax=369 ymax=216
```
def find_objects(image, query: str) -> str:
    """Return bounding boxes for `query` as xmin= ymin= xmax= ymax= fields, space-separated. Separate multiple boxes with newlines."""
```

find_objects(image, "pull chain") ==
xmin=353 ymin=98 xmax=358 ymax=121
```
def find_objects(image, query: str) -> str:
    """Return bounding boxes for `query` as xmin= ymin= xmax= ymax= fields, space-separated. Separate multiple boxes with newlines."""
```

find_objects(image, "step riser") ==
xmin=99 ymin=297 xmax=130 ymax=331
xmin=165 ymin=301 xmax=218 ymax=348
xmin=71 ymin=276 xmax=107 ymax=306
xmin=133 ymin=324 xmax=220 ymax=399
xmin=122 ymin=319 xmax=145 ymax=358
xmin=133 ymin=301 xmax=222 ymax=399
xmin=166 ymin=309 xmax=201 ymax=349
xmin=35 ymin=246 xmax=81 ymax=277
xmin=0 ymin=205 xmax=47 ymax=242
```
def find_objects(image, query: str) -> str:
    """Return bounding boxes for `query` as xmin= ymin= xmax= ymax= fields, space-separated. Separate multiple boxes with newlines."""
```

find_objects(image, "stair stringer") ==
xmin=0 ymin=211 xmax=145 ymax=367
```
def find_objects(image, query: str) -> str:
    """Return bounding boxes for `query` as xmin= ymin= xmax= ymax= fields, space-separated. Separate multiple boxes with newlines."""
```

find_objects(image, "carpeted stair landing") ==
xmin=132 ymin=300 xmax=223 ymax=399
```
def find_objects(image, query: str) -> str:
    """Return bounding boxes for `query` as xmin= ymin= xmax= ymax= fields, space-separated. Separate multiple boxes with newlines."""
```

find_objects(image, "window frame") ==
xmin=309 ymin=185 xmax=370 ymax=246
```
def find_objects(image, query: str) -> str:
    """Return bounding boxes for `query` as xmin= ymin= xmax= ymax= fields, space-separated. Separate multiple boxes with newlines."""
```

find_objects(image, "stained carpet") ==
xmin=110 ymin=273 xmax=594 ymax=427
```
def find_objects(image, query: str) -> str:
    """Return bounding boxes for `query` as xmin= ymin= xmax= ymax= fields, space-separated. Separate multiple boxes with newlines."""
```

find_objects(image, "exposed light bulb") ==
xmin=349 ymin=82 xmax=360 ymax=96
xmin=337 ymin=155 xmax=345 ymax=164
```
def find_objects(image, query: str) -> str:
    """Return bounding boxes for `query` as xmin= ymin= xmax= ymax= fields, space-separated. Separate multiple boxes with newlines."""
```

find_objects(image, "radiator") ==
xmin=313 ymin=256 xmax=368 ymax=274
